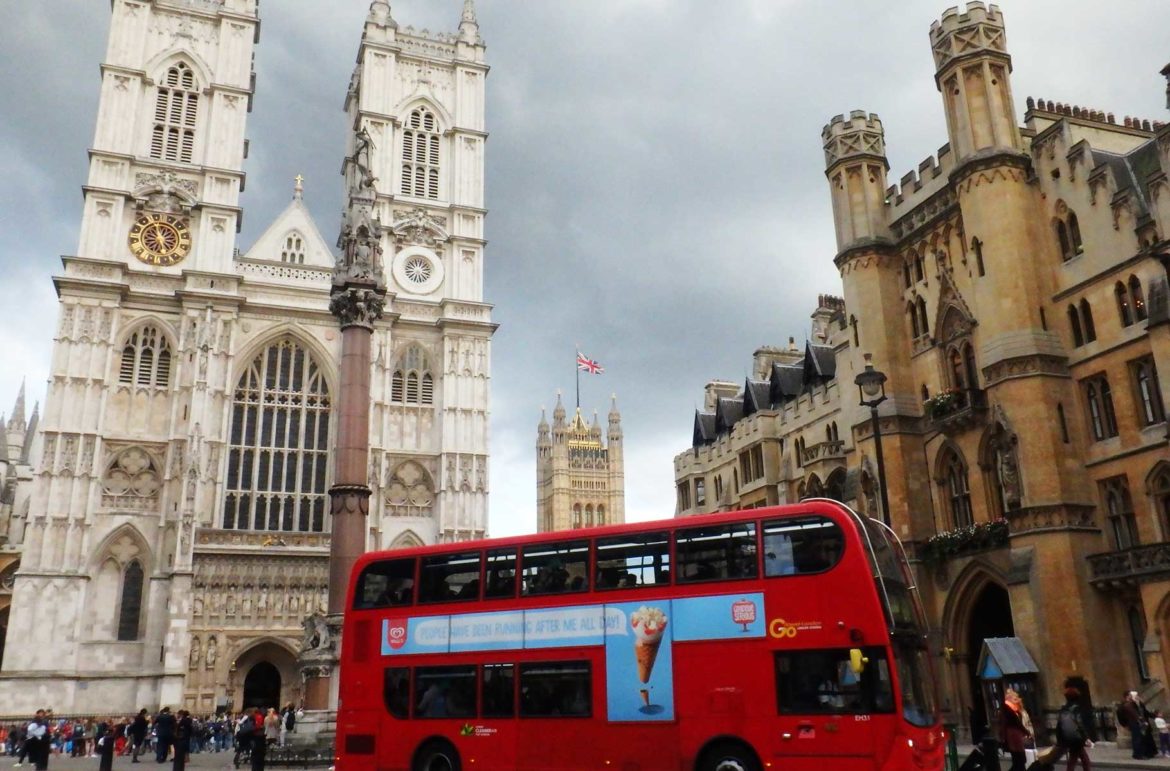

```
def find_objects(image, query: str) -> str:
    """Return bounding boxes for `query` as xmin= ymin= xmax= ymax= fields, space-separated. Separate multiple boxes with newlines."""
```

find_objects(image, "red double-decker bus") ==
xmin=336 ymin=501 xmax=944 ymax=771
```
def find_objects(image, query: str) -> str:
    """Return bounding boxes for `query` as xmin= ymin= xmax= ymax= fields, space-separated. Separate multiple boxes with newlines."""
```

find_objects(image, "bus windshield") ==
xmin=859 ymin=516 xmax=939 ymax=726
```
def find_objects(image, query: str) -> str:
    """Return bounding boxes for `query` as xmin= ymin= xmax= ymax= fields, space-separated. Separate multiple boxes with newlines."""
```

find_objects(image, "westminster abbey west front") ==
xmin=0 ymin=0 xmax=496 ymax=716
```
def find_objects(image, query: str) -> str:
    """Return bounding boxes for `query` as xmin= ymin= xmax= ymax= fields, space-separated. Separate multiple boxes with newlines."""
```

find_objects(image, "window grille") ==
xmin=150 ymin=63 xmax=199 ymax=163
xmin=401 ymin=107 xmax=440 ymax=199
xmin=118 ymin=325 xmax=173 ymax=388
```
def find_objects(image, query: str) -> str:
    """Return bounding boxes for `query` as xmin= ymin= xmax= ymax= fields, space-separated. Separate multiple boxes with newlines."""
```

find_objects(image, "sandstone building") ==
xmin=677 ymin=3 xmax=1170 ymax=729
xmin=536 ymin=394 xmax=625 ymax=532
xmin=0 ymin=0 xmax=495 ymax=716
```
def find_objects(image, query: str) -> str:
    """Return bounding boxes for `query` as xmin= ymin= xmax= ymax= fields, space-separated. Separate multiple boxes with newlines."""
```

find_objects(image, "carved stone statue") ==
xmin=206 ymin=636 xmax=218 ymax=669
xmin=998 ymin=439 xmax=1021 ymax=509
xmin=189 ymin=638 xmax=202 ymax=670
xmin=301 ymin=612 xmax=332 ymax=652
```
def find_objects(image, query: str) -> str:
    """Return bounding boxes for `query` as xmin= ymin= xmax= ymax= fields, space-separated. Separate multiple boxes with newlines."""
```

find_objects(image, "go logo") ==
xmin=768 ymin=618 xmax=798 ymax=639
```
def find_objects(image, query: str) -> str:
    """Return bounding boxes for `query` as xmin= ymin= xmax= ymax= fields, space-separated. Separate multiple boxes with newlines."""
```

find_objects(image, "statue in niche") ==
xmin=189 ymin=638 xmax=202 ymax=670
xmin=352 ymin=127 xmax=375 ymax=190
xmin=225 ymin=589 xmax=237 ymax=615
xmin=205 ymin=636 xmax=218 ymax=669
xmin=998 ymin=439 xmax=1021 ymax=509
xmin=241 ymin=593 xmax=252 ymax=616
xmin=193 ymin=596 xmax=204 ymax=616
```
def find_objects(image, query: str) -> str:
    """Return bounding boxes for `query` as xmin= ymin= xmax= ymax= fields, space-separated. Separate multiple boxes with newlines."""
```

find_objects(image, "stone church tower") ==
xmin=536 ymin=394 xmax=625 ymax=532
xmin=0 ymin=0 xmax=494 ymax=716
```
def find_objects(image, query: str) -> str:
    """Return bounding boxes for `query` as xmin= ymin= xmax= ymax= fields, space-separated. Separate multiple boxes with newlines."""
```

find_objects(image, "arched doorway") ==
xmin=964 ymin=582 xmax=1014 ymax=737
xmin=243 ymin=661 xmax=282 ymax=711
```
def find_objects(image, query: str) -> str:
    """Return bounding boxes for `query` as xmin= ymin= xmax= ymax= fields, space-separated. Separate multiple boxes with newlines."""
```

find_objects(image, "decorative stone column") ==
xmin=298 ymin=133 xmax=387 ymax=723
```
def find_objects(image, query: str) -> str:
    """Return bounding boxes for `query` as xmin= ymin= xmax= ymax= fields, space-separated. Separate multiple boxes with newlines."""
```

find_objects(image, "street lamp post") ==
xmin=855 ymin=353 xmax=892 ymax=527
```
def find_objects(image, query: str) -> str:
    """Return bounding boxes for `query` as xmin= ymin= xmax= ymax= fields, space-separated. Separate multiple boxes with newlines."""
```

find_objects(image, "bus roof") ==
xmin=353 ymin=499 xmax=864 ymax=571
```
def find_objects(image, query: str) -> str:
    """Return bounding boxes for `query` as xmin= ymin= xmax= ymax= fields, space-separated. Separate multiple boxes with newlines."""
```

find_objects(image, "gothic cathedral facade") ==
xmin=0 ymin=0 xmax=494 ymax=715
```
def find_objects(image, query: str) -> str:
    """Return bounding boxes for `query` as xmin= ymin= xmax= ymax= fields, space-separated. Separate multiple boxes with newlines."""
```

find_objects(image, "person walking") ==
xmin=1057 ymin=687 xmax=1093 ymax=771
xmin=128 ymin=710 xmax=148 ymax=762
xmin=248 ymin=710 xmax=266 ymax=771
xmin=171 ymin=711 xmax=192 ymax=771
xmin=26 ymin=710 xmax=49 ymax=771
xmin=96 ymin=718 xmax=117 ymax=771
xmin=153 ymin=708 xmax=175 ymax=764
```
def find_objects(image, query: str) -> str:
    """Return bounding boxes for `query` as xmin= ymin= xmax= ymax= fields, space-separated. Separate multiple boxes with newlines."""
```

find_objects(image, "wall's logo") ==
xmin=385 ymin=619 xmax=408 ymax=650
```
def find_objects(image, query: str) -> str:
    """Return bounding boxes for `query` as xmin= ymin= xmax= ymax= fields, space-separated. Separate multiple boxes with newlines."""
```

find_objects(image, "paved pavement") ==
xmin=3 ymin=743 xmax=1170 ymax=770
xmin=956 ymin=741 xmax=1170 ymax=770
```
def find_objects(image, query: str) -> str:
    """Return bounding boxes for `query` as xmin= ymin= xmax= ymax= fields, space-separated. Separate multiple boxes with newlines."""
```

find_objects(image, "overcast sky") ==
xmin=1 ymin=1 xmax=1166 ymax=537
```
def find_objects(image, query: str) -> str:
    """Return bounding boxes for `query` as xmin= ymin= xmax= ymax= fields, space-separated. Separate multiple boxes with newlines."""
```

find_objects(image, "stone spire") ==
xmin=552 ymin=390 xmax=567 ymax=430
xmin=9 ymin=380 xmax=26 ymax=434
xmin=607 ymin=393 xmax=623 ymax=442
xmin=458 ymin=0 xmax=480 ymax=44
xmin=590 ymin=409 xmax=602 ymax=437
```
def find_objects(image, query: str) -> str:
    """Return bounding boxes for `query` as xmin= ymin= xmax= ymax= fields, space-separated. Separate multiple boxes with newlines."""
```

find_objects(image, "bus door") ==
xmin=770 ymin=647 xmax=892 ymax=770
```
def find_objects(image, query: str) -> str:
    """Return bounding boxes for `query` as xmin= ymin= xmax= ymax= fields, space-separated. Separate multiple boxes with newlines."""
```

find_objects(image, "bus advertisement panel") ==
xmin=336 ymin=501 xmax=945 ymax=771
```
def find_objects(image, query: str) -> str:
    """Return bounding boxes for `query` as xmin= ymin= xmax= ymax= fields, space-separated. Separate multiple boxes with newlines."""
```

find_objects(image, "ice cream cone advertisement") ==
xmin=605 ymin=601 xmax=674 ymax=721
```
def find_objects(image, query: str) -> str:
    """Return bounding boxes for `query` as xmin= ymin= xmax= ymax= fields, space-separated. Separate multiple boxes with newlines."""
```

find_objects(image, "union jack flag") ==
xmin=576 ymin=352 xmax=604 ymax=375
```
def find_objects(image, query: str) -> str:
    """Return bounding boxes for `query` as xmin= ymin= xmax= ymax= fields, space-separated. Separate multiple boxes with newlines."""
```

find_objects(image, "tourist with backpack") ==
xmin=1054 ymin=687 xmax=1092 ymax=771
xmin=232 ymin=712 xmax=254 ymax=770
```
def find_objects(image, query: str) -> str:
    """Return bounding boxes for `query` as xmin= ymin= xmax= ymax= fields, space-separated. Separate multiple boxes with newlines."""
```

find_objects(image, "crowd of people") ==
xmin=2 ymin=705 xmax=302 ymax=771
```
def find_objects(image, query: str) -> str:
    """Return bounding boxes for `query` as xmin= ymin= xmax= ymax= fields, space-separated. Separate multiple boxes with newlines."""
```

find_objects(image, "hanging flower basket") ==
xmin=919 ymin=519 xmax=1009 ymax=563
xmin=923 ymin=388 xmax=964 ymax=419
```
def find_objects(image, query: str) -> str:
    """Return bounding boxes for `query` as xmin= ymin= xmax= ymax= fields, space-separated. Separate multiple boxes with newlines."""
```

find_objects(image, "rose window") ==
xmin=404 ymin=256 xmax=433 ymax=285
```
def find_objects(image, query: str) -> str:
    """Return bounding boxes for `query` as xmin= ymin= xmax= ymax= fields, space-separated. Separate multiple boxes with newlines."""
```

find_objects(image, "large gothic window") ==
xmin=1084 ymin=375 xmax=1118 ymax=441
xmin=391 ymin=345 xmax=434 ymax=406
xmin=1151 ymin=465 xmax=1170 ymax=539
xmin=941 ymin=448 xmax=973 ymax=529
xmin=150 ymin=62 xmax=199 ymax=163
xmin=223 ymin=339 xmax=331 ymax=532
xmin=119 ymin=326 xmax=173 ymax=388
xmin=1132 ymin=357 xmax=1165 ymax=427
xmin=117 ymin=559 xmax=145 ymax=641
xmin=401 ymin=106 xmax=440 ymax=200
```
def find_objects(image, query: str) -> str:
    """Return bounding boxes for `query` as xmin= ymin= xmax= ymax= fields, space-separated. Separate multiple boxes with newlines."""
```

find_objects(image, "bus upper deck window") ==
xmin=595 ymin=531 xmax=671 ymax=590
xmin=521 ymin=540 xmax=590 ymax=596
xmin=354 ymin=558 xmax=416 ymax=609
xmin=484 ymin=548 xmax=518 ymax=599
xmin=419 ymin=551 xmax=482 ymax=603
xmin=763 ymin=516 xmax=845 ymax=577
xmin=675 ymin=522 xmax=757 ymax=583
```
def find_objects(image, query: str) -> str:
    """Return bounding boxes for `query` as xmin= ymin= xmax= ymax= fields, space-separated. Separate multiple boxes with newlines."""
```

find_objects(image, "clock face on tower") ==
xmin=128 ymin=212 xmax=192 ymax=266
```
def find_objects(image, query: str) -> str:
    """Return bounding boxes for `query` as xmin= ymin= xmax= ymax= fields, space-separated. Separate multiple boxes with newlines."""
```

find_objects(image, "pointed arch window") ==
xmin=1129 ymin=606 xmax=1151 ymax=681
xmin=1151 ymin=465 xmax=1170 ymax=539
xmin=391 ymin=345 xmax=434 ymax=406
xmin=1131 ymin=357 xmax=1165 ymax=426
xmin=150 ymin=62 xmax=199 ymax=163
xmin=1130 ymin=276 xmax=1147 ymax=322
xmin=1055 ymin=220 xmax=1071 ymax=261
xmin=223 ymin=338 xmax=332 ymax=532
xmin=1067 ymin=305 xmax=1084 ymax=347
xmin=401 ymin=106 xmax=441 ymax=200
xmin=1101 ymin=477 xmax=1138 ymax=550
xmin=1068 ymin=212 xmax=1083 ymax=254
xmin=902 ymin=261 xmax=912 ymax=289
xmin=914 ymin=253 xmax=925 ymax=282
xmin=1079 ymin=299 xmax=1096 ymax=342
xmin=916 ymin=297 xmax=929 ymax=337
xmin=1084 ymin=374 xmax=1118 ymax=441
xmin=908 ymin=302 xmax=920 ymax=338
xmin=941 ymin=448 xmax=973 ymax=529
xmin=117 ymin=559 xmax=145 ymax=641
xmin=1116 ymin=281 xmax=1134 ymax=327
xmin=119 ymin=325 xmax=173 ymax=388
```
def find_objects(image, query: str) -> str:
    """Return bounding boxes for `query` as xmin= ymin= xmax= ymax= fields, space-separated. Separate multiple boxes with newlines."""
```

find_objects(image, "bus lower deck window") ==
xmin=774 ymin=648 xmax=893 ymax=715
xmin=519 ymin=662 xmax=592 ymax=718
xmin=482 ymin=663 xmax=516 ymax=717
xmin=414 ymin=665 xmax=476 ymax=719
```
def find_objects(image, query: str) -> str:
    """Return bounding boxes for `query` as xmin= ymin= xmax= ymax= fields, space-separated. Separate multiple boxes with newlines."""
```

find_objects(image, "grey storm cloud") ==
xmin=1 ymin=0 xmax=1166 ymax=535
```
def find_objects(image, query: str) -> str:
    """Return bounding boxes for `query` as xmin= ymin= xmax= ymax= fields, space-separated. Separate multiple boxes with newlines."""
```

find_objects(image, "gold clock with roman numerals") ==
xmin=128 ymin=212 xmax=192 ymax=266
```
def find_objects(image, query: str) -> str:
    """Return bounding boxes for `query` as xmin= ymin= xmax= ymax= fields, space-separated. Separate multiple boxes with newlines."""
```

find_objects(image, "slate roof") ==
xmin=804 ymin=343 xmax=837 ymax=383
xmin=978 ymin=637 xmax=1040 ymax=679
xmin=714 ymin=397 xmax=744 ymax=434
xmin=1090 ymin=138 xmax=1162 ymax=221
xmin=770 ymin=364 xmax=804 ymax=404
xmin=742 ymin=379 xmax=771 ymax=417
xmin=692 ymin=411 xmax=716 ymax=446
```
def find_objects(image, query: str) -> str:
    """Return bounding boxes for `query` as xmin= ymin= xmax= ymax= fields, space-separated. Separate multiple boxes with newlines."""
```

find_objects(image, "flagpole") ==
xmin=575 ymin=346 xmax=581 ymax=410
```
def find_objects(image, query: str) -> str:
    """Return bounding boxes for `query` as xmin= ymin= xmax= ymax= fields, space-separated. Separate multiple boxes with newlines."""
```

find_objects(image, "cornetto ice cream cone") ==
xmin=635 ymin=640 xmax=660 ymax=683
xmin=630 ymin=606 xmax=668 ymax=685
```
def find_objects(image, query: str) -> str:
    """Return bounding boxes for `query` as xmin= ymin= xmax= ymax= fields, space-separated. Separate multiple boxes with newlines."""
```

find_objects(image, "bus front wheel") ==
xmin=413 ymin=740 xmax=461 ymax=771
xmin=696 ymin=741 xmax=761 ymax=771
